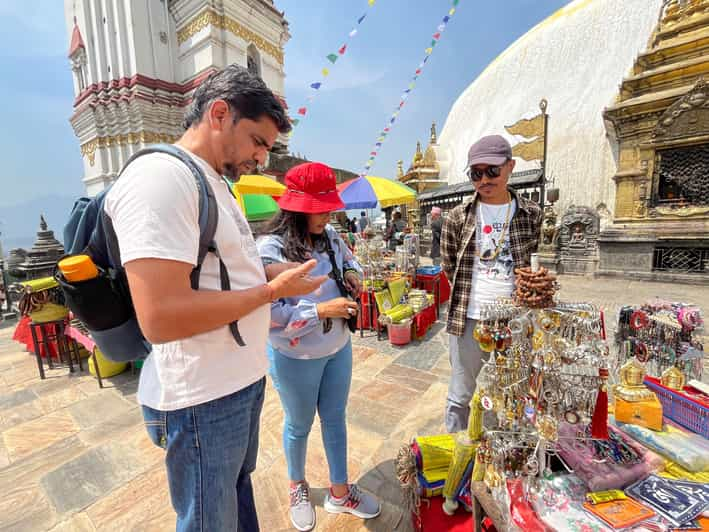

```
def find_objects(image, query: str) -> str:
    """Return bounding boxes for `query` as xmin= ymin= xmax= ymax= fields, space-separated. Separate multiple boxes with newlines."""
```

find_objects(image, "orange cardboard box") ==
xmin=615 ymin=395 xmax=663 ymax=431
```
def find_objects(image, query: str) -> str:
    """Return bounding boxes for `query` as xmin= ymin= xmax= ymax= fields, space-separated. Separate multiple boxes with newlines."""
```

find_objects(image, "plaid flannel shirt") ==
xmin=441 ymin=188 xmax=542 ymax=336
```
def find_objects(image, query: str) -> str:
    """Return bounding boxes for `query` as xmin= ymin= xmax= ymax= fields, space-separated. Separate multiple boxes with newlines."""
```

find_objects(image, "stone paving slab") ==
xmin=42 ymin=443 xmax=144 ymax=514
xmin=0 ymin=274 xmax=705 ymax=531
xmin=68 ymin=391 xmax=134 ymax=430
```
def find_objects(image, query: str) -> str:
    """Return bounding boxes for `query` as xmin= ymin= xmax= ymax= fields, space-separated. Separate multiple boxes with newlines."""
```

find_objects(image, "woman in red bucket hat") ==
xmin=257 ymin=162 xmax=381 ymax=531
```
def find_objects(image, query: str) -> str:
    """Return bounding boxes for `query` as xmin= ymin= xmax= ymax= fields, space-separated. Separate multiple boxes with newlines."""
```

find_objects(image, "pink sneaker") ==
xmin=324 ymin=484 xmax=381 ymax=519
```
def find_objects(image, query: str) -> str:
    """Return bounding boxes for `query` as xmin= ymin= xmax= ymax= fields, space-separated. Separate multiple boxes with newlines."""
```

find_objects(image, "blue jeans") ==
xmin=142 ymin=378 xmax=265 ymax=532
xmin=268 ymin=341 xmax=352 ymax=485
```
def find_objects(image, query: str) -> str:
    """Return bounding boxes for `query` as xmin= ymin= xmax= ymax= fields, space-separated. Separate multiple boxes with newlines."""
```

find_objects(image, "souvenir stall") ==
xmin=10 ymin=276 xmax=88 ymax=379
xmin=395 ymin=260 xmax=709 ymax=531
xmin=353 ymin=231 xmax=440 ymax=344
xmin=414 ymin=264 xmax=451 ymax=317
xmin=615 ymin=302 xmax=706 ymax=438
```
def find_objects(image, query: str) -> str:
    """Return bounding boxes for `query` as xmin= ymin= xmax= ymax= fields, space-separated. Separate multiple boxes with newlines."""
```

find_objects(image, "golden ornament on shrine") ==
xmin=620 ymin=358 xmax=645 ymax=387
xmin=614 ymin=359 xmax=655 ymax=402
xmin=661 ymin=366 xmax=686 ymax=391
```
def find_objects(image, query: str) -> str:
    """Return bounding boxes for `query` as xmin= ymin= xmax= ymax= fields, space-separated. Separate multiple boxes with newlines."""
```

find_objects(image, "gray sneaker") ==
xmin=324 ymin=484 xmax=381 ymax=519
xmin=289 ymin=482 xmax=315 ymax=531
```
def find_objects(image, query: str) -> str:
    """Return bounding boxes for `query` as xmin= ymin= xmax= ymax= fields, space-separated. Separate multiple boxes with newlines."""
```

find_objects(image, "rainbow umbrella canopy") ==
xmin=230 ymin=175 xmax=285 ymax=221
xmin=337 ymin=176 xmax=417 ymax=209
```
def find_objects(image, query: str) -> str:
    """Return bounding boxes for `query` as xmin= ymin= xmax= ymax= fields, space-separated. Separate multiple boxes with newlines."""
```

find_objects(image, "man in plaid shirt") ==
xmin=441 ymin=135 xmax=542 ymax=432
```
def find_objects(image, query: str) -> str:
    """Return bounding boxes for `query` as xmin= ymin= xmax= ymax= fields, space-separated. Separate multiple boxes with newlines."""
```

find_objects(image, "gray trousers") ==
xmin=446 ymin=319 xmax=486 ymax=433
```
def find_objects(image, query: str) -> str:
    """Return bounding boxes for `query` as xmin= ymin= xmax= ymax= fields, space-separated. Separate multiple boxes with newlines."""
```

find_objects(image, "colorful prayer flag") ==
xmin=359 ymin=0 xmax=460 ymax=174
xmin=289 ymin=3 xmax=377 ymax=139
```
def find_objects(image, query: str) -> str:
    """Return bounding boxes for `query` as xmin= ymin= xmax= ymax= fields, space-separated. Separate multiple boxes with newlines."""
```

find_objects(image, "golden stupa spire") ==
xmin=412 ymin=141 xmax=424 ymax=168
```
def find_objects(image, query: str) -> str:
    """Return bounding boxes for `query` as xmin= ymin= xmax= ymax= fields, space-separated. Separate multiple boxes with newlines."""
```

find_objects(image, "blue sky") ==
xmin=0 ymin=0 xmax=569 ymax=212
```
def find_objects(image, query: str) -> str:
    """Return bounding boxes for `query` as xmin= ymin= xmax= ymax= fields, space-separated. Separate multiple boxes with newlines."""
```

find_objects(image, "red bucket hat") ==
xmin=277 ymin=162 xmax=345 ymax=214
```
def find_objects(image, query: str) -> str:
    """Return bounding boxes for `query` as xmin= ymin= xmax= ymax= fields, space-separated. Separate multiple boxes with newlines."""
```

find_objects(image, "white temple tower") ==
xmin=64 ymin=0 xmax=289 ymax=196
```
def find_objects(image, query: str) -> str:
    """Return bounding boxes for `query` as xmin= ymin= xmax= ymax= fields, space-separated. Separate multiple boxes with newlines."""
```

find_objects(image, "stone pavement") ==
xmin=0 ymin=275 xmax=707 ymax=531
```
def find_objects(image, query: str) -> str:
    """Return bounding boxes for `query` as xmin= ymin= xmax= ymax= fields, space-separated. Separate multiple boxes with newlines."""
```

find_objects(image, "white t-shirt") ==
xmin=467 ymin=199 xmax=517 ymax=320
xmin=104 ymin=146 xmax=269 ymax=411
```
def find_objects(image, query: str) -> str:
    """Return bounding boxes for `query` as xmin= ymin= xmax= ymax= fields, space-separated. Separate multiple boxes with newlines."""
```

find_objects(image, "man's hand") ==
xmin=268 ymin=259 xmax=327 ymax=300
xmin=344 ymin=271 xmax=362 ymax=298
xmin=264 ymin=262 xmax=299 ymax=281
xmin=316 ymin=297 xmax=358 ymax=319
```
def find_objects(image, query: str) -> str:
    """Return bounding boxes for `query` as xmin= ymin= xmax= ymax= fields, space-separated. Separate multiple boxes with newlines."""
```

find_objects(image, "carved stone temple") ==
xmin=558 ymin=206 xmax=601 ymax=275
xmin=600 ymin=0 xmax=709 ymax=281
xmin=14 ymin=216 xmax=65 ymax=281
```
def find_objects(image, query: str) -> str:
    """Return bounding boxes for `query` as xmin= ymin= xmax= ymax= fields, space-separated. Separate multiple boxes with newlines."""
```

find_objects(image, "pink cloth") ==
xmin=64 ymin=326 xmax=96 ymax=352
xmin=556 ymin=422 xmax=663 ymax=491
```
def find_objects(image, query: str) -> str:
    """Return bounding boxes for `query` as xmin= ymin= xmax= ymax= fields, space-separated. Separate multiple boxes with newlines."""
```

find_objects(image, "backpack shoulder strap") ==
xmin=103 ymin=144 xmax=218 ymax=278
xmin=103 ymin=143 xmax=245 ymax=347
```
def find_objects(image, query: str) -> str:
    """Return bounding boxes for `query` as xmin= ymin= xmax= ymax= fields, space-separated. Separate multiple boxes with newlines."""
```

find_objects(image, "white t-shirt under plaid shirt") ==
xmin=466 ymin=199 xmax=517 ymax=319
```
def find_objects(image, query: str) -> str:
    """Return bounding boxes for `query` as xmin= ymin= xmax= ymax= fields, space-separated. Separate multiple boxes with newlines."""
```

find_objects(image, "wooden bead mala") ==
xmin=513 ymin=266 xmax=558 ymax=309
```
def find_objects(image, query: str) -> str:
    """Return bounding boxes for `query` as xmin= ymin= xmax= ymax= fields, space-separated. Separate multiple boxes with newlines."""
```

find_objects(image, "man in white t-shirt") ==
xmin=440 ymin=135 xmax=542 ymax=432
xmin=104 ymin=65 xmax=326 ymax=531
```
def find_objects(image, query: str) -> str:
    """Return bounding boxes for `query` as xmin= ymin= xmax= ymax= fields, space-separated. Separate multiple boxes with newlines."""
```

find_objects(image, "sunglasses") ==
xmin=467 ymin=164 xmax=505 ymax=182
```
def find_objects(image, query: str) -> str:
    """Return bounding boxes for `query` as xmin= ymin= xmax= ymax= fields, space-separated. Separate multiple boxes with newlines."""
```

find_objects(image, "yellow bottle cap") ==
xmin=58 ymin=255 xmax=99 ymax=282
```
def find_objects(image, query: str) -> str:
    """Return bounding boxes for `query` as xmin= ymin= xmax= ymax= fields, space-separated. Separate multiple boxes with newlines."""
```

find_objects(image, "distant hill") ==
xmin=0 ymin=195 xmax=79 ymax=255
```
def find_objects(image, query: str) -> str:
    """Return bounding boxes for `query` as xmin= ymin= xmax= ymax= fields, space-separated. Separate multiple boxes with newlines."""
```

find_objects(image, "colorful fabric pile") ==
xmin=411 ymin=434 xmax=455 ymax=497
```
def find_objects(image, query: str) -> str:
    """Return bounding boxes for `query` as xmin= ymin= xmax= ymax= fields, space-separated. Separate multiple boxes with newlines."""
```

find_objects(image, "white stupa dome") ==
xmin=438 ymin=0 xmax=664 ymax=218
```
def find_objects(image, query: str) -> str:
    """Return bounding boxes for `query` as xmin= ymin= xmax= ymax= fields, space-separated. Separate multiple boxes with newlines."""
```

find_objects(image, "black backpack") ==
xmin=57 ymin=144 xmax=244 ymax=362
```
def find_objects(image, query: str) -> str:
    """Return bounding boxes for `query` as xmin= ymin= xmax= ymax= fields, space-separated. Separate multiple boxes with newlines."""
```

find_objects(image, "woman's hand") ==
xmin=316 ymin=297 xmax=358 ymax=319
xmin=344 ymin=271 xmax=362 ymax=298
